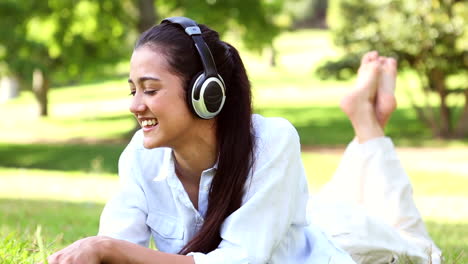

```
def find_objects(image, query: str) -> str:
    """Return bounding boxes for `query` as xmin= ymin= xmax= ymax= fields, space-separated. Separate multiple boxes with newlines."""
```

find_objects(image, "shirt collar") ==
xmin=152 ymin=147 xmax=173 ymax=182
xmin=153 ymin=148 xmax=218 ymax=182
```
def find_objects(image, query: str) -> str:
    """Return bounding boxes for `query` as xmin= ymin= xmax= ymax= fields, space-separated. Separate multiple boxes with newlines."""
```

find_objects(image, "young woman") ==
xmin=46 ymin=17 xmax=440 ymax=264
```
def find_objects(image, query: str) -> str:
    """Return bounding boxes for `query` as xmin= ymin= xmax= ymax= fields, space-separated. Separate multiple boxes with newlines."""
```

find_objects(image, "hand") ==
xmin=45 ymin=236 xmax=105 ymax=264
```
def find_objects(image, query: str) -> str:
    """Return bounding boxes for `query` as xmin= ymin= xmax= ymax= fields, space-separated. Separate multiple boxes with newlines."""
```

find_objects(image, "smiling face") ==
xmin=128 ymin=45 xmax=201 ymax=149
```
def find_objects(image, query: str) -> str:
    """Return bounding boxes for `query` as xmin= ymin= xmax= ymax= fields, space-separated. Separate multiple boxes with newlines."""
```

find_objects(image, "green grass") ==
xmin=1 ymin=147 xmax=467 ymax=262
xmin=0 ymin=143 xmax=124 ymax=174
xmin=0 ymin=28 xmax=467 ymax=263
xmin=0 ymin=199 xmax=104 ymax=264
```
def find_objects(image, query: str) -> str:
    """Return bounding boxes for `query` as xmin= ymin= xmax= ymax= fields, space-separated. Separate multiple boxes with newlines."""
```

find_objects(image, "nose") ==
xmin=129 ymin=93 xmax=147 ymax=114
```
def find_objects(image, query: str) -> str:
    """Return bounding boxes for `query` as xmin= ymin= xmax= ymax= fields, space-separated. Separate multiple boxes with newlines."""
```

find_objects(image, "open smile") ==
xmin=140 ymin=118 xmax=158 ymax=132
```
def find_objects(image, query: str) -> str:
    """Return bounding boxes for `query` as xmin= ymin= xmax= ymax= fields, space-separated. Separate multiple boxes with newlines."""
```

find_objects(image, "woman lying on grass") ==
xmin=47 ymin=17 xmax=441 ymax=264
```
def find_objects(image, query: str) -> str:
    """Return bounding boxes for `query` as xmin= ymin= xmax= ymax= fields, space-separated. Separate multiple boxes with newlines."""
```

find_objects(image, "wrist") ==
xmin=92 ymin=236 xmax=114 ymax=263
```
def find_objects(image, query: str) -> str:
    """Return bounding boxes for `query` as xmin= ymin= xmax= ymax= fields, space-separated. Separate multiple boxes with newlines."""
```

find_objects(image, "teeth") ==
xmin=142 ymin=119 xmax=157 ymax=127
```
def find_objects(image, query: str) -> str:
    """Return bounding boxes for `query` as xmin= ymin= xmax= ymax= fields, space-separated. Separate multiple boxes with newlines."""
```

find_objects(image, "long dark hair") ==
xmin=136 ymin=22 xmax=255 ymax=254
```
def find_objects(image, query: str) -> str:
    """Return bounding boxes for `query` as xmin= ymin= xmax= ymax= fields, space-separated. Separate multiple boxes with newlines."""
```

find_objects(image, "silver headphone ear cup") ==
xmin=187 ymin=73 xmax=204 ymax=117
xmin=190 ymin=75 xmax=226 ymax=119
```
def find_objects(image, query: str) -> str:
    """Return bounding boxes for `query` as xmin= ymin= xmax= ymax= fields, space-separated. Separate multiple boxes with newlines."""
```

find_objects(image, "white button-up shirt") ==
xmin=98 ymin=114 xmax=355 ymax=264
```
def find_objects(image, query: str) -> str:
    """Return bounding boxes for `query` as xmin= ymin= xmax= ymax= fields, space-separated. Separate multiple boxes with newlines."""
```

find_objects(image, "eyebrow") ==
xmin=128 ymin=76 xmax=161 ymax=84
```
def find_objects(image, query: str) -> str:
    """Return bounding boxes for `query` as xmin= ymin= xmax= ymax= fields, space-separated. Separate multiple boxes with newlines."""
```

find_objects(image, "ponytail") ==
xmin=179 ymin=40 xmax=254 ymax=255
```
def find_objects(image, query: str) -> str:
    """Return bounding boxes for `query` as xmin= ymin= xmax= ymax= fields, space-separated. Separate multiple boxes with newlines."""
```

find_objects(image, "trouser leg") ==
xmin=309 ymin=137 xmax=441 ymax=263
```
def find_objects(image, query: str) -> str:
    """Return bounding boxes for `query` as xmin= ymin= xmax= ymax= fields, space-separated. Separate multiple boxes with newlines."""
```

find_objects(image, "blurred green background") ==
xmin=0 ymin=0 xmax=467 ymax=263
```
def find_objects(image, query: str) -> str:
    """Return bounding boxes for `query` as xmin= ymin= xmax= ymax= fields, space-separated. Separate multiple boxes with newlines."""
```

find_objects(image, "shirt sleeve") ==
xmin=97 ymin=131 xmax=151 ymax=247
xmin=189 ymin=118 xmax=309 ymax=264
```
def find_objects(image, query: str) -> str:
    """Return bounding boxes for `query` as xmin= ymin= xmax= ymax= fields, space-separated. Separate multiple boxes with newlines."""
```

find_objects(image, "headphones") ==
xmin=161 ymin=17 xmax=226 ymax=119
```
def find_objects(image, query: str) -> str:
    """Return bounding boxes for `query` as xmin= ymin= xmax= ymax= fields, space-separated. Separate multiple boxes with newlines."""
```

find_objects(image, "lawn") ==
xmin=0 ymin=29 xmax=467 ymax=263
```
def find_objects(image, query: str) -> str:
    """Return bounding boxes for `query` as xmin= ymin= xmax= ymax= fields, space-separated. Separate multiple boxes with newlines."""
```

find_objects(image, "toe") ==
xmin=378 ymin=56 xmax=386 ymax=65
xmin=367 ymin=60 xmax=381 ymax=74
xmin=386 ymin=57 xmax=398 ymax=71
xmin=387 ymin=57 xmax=397 ymax=66
xmin=382 ymin=57 xmax=398 ymax=75
xmin=361 ymin=51 xmax=379 ymax=64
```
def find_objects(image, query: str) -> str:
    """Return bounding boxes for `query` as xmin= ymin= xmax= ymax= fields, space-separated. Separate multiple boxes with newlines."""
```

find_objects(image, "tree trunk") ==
xmin=32 ymin=68 xmax=49 ymax=117
xmin=429 ymin=69 xmax=451 ymax=138
xmin=409 ymin=69 xmax=440 ymax=136
xmin=268 ymin=44 xmax=276 ymax=68
xmin=136 ymin=0 xmax=157 ymax=33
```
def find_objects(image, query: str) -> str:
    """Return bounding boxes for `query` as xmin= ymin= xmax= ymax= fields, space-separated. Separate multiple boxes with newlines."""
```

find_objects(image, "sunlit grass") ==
xmin=0 ymin=168 xmax=118 ymax=203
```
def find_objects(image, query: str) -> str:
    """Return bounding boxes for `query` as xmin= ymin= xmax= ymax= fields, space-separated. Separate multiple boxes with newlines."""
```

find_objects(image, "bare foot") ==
xmin=376 ymin=57 xmax=397 ymax=128
xmin=340 ymin=51 xmax=384 ymax=143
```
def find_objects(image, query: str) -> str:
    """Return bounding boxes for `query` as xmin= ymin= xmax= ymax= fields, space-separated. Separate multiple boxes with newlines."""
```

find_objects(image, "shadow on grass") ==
xmin=0 ymin=143 xmax=125 ymax=174
xmin=0 ymin=105 xmax=466 ymax=174
xmin=0 ymin=198 xmax=103 ymax=247
xmin=256 ymin=105 xmax=468 ymax=146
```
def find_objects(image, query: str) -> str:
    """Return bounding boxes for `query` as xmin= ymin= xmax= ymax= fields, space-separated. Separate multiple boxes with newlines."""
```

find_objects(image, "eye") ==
xmin=129 ymin=90 xmax=136 ymax=96
xmin=144 ymin=90 xmax=157 ymax=95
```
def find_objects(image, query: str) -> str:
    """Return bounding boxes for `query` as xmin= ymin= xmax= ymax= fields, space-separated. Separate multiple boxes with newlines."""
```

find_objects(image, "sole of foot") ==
xmin=340 ymin=51 xmax=380 ymax=120
xmin=376 ymin=57 xmax=397 ymax=128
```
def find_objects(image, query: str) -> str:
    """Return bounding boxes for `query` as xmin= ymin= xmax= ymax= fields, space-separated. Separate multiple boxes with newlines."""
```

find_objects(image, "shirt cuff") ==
xmin=187 ymin=248 xmax=250 ymax=264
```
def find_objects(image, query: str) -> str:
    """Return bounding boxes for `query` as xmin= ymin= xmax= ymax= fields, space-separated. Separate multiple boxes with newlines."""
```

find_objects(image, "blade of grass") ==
xmin=35 ymin=225 xmax=48 ymax=264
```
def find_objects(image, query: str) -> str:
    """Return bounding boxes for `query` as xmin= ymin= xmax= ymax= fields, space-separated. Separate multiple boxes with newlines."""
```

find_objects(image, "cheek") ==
xmin=153 ymin=94 xmax=192 ymax=120
xmin=171 ymin=92 xmax=193 ymax=116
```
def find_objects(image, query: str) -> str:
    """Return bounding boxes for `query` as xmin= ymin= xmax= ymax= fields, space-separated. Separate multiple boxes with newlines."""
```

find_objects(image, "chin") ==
xmin=142 ymin=137 xmax=162 ymax=149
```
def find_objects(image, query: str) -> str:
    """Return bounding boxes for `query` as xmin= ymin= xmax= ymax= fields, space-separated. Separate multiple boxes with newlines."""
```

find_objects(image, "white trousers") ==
xmin=308 ymin=137 xmax=442 ymax=264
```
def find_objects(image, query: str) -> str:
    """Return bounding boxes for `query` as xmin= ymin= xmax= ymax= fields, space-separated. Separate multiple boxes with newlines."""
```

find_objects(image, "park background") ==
xmin=0 ymin=0 xmax=467 ymax=263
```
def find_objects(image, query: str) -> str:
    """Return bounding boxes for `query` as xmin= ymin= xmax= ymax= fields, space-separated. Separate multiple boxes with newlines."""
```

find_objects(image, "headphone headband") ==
xmin=160 ymin=16 xmax=226 ymax=119
xmin=161 ymin=17 xmax=217 ymax=77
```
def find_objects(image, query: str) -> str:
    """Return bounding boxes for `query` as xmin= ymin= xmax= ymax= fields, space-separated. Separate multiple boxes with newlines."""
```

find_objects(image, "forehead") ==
xmin=129 ymin=45 xmax=171 ymax=78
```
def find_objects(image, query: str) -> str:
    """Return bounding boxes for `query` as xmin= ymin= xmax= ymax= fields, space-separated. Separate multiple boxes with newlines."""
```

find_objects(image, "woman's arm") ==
xmin=46 ymin=236 xmax=194 ymax=264
xmin=46 ymin=132 xmax=189 ymax=264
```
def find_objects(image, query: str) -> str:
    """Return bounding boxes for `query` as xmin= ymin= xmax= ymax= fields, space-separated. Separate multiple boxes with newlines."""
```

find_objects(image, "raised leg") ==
xmin=310 ymin=51 xmax=441 ymax=263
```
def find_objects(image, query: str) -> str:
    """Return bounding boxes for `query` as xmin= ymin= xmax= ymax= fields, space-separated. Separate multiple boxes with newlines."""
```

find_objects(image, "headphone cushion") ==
xmin=202 ymin=80 xmax=224 ymax=113
xmin=187 ymin=72 xmax=226 ymax=119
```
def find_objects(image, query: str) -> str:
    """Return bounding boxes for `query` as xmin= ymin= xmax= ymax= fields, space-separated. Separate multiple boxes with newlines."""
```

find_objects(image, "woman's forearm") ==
xmin=98 ymin=237 xmax=195 ymax=264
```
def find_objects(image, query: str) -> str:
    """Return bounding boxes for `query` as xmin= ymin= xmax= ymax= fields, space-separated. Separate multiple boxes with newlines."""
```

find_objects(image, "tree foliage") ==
xmin=154 ymin=0 xmax=285 ymax=51
xmin=0 ymin=0 xmax=135 ymax=115
xmin=0 ymin=0 xmax=288 ymax=116
xmin=1 ymin=0 xmax=134 ymax=83
xmin=317 ymin=0 xmax=468 ymax=138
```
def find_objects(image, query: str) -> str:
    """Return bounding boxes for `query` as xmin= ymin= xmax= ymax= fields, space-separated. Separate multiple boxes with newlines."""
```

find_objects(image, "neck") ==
xmin=172 ymin=121 xmax=217 ymax=185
